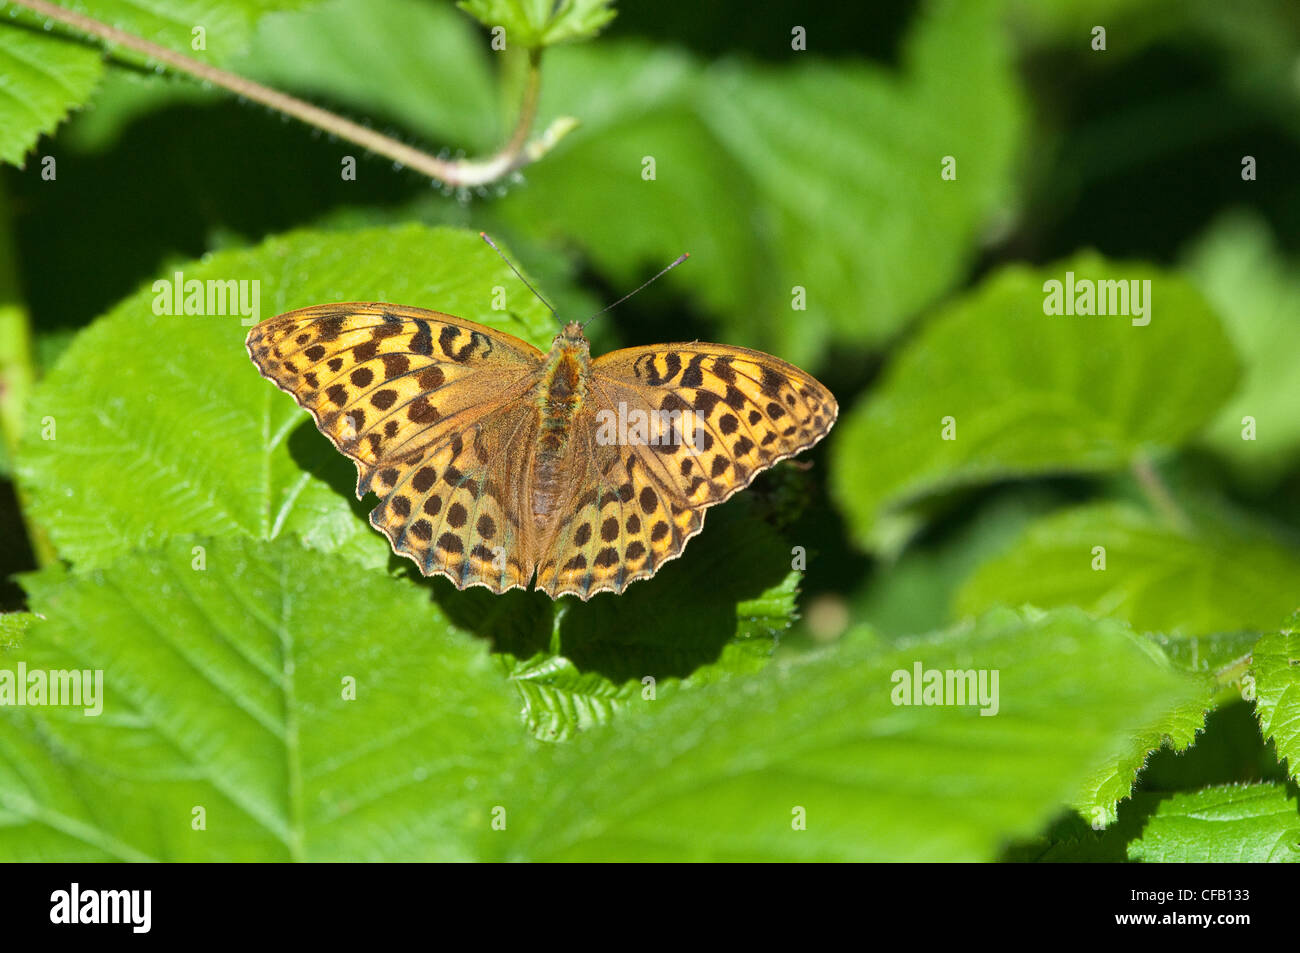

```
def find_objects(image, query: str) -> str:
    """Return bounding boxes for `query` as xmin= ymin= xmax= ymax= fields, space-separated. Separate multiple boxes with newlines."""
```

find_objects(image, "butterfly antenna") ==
xmin=582 ymin=253 xmax=690 ymax=330
xmin=479 ymin=232 xmax=560 ymax=325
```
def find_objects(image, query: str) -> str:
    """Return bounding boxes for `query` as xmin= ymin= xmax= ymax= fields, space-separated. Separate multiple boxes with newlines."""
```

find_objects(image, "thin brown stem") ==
xmin=8 ymin=0 xmax=562 ymax=187
xmin=1132 ymin=450 xmax=1191 ymax=533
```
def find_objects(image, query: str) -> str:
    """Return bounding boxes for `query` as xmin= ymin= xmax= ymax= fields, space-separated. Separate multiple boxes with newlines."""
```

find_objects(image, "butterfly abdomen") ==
xmin=531 ymin=340 xmax=590 ymax=524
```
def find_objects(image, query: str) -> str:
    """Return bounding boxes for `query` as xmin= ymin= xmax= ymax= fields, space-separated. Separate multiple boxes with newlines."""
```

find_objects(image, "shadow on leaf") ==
xmin=289 ymin=409 xmax=799 ymax=682
xmin=432 ymin=494 xmax=795 ymax=683
xmin=286 ymin=420 xmax=373 ymax=526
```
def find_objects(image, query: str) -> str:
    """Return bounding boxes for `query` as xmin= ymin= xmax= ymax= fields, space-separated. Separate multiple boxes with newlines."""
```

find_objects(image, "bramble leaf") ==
xmin=1253 ymin=614 xmax=1300 ymax=782
xmin=16 ymin=226 xmax=553 ymax=571
xmin=956 ymin=502 xmax=1300 ymax=636
xmin=494 ymin=607 xmax=1201 ymax=861
xmin=1128 ymin=784 xmax=1300 ymax=862
xmin=0 ymin=536 xmax=523 ymax=861
xmin=832 ymin=255 xmax=1239 ymax=551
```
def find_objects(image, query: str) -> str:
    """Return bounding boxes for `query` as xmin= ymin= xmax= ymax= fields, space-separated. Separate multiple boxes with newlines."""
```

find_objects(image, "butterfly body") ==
xmin=248 ymin=303 xmax=836 ymax=600
xmin=533 ymin=322 xmax=590 ymax=525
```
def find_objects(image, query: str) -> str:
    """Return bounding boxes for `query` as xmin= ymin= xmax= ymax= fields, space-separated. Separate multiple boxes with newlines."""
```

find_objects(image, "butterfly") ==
xmin=246 ymin=304 xmax=836 ymax=599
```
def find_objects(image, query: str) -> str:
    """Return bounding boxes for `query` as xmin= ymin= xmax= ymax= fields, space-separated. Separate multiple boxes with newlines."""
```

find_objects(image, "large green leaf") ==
xmin=500 ymin=0 xmax=1023 ymax=367
xmin=1253 ymin=614 xmax=1300 ymax=781
xmin=16 ymin=225 xmax=554 ymax=570
xmin=1127 ymin=784 xmax=1300 ymax=862
xmin=695 ymin=0 xmax=1021 ymax=361
xmin=494 ymin=607 xmax=1202 ymax=861
xmin=956 ymin=502 xmax=1300 ymax=636
xmin=7 ymin=551 xmax=1209 ymax=861
xmin=832 ymin=254 xmax=1239 ymax=551
xmin=0 ymin=536 xmax=524 ymax=861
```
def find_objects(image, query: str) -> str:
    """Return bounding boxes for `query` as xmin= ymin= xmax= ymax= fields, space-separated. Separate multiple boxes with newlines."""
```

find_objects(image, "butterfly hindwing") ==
xmin=533 ymin=419 xmax=702 ymax=599
xmin=367 ymin=406 xmax=538 ymax=592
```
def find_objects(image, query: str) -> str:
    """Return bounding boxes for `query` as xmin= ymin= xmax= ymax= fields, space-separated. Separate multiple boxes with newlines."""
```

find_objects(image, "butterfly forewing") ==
xmin=246 ymin=303 xmax=544 ymax=492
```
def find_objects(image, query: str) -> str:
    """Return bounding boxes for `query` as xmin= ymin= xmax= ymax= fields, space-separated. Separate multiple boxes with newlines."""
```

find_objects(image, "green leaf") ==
xmin=1253 ymin=614 xmax=1300 ymax=781
xmin=0 ymin=20 xmax=103 ymax=166
xmin=1184 ymin=211 xmax=1300 ymax=489
xmin=1127 ymin=784 xmax=1300 ymax=862
xmin=1075 ymin=629 xmax=1266 ymax=827
xmin=956 ymin=502 xmax=1300 ymax=636
xmin=697 ymin=0 xmax=1022 ymax=361
xmin=457 ymin=0 xmax=616 ymax=48
xmin=501 ymin=0 xmax=1024 ymax=367
xmin=832 ymin=255 xmax=1240 ymax=551
xmin=0 ymin=535 xmax=524 ymax=861
xmin=501 ymin=652 xmax=640 ymax=742
xmin=15 ymin=225 xmax=554 ymax=570
xmin=496 ymin=607 xmax=1202 ymax=861
xmin=1074 ymin=690 xmax=1211 ymax=830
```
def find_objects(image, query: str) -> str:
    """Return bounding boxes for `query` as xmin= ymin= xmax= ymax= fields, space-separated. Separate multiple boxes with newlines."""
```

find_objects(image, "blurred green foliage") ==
xmin=0 ymin=0 xmax=1298 ymax=861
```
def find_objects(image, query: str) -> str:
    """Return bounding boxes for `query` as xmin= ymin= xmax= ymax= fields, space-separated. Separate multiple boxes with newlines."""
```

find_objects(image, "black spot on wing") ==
xmin=410 ymin=318 xmax=433 ymax=357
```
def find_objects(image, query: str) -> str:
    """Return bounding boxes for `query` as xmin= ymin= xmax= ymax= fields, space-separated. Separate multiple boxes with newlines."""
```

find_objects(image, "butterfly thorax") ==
xmin=531 ymin=324 xmax=591 ymax=525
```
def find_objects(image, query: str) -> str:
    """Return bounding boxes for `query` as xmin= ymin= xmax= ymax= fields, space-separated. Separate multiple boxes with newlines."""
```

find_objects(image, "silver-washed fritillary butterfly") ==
xmin=246 ymin=296 xmax=836 ymax=599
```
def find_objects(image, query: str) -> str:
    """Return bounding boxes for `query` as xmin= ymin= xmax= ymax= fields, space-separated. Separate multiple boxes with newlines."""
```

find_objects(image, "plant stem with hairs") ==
xmin=7 ymin=0 xmax=572 ymax=187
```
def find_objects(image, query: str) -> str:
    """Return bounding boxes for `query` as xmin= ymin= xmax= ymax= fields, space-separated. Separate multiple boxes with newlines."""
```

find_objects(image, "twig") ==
xmin=1213 ymin=652 xmax=1253 ymax=692
xmin=7 ymin=0 xmax=568 ymax=187
xmin=1131 ymin=450 xmax=1192 ymax=533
